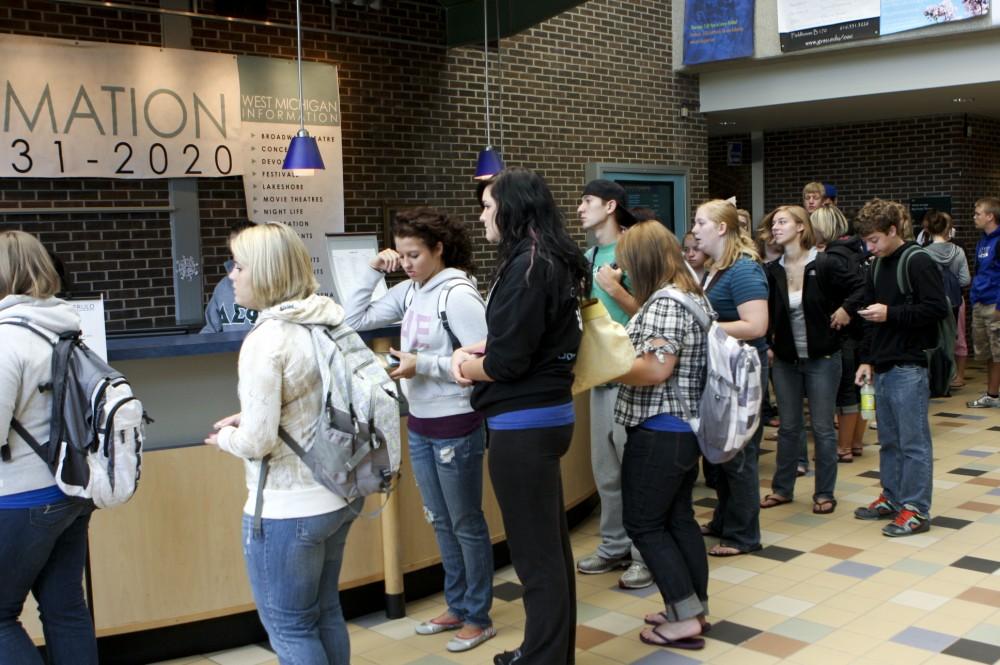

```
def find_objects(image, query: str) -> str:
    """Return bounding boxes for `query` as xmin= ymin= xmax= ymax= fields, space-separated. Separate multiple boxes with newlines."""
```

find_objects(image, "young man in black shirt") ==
xmin=853 ymin=199 xmax=949 ymax=537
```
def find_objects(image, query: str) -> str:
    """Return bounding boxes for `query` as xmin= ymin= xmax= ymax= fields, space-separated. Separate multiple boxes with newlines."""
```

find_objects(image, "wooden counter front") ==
xmin=20 ymin=354 xmax=594 ymax=641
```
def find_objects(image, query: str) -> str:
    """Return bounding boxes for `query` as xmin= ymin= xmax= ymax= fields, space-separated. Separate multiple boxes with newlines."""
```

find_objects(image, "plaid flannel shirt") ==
xmin=614 ymin=289 xmax=711 ymax=428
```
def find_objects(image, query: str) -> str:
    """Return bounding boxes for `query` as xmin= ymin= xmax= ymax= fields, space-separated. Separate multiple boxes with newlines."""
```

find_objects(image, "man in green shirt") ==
xmin=574 ymin=179 xmax=651 ymax=589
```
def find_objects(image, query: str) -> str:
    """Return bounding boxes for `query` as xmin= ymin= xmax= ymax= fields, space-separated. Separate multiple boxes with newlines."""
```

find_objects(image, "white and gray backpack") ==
xmin=2 ymin=319 xmax=146 ymax=509
xmin=253 ymin=322 xmax=402 ymax=529
xmin=649 ymin=288 xmax=763 ymax=464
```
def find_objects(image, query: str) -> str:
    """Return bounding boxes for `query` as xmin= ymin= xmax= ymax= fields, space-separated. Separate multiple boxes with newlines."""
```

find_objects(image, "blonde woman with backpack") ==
xmin=204 ymin=223 xmax=362 ymax=665
xmin=0 ymin=230 xmax=97 ymax=665
xmin=344 ymin=208 xmax=495 ymax=652
xmin=691 ymin=200 xmax=769 ymax=557
xmin=613 ymin=222 xmax=713 ymax=651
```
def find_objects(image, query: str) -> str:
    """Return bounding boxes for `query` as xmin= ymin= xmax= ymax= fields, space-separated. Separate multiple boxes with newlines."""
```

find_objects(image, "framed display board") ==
xmin=325 ymin=233 xmax=390 ymax=307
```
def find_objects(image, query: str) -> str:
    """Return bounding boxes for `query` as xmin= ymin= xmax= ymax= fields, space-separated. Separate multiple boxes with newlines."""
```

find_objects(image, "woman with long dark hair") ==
xmin=452 ymin=167 xmax=590 ymax=665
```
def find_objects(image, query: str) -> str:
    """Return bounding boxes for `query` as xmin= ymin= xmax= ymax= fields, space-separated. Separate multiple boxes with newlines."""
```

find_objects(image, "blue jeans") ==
xmin=622 ymin=427 xmax=708 ymax=622
xmin=408 ymin=427 xmax=493 ymax=628
xmin=0 ymin=499 xmax=97 ymax=665
xmin=242 ymin=499 xmax=362 ymax=665
xmin=771 ymin=354 xmax=841 ymax=503
xmin=874 ymin=365 xmax=934 ymax=515
xmin=706 ymin=346 xmax=766 ymax=552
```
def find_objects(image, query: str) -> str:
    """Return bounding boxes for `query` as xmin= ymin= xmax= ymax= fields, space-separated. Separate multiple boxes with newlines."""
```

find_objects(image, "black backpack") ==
xmin=1 ymin=320 xmax=148 ymax=508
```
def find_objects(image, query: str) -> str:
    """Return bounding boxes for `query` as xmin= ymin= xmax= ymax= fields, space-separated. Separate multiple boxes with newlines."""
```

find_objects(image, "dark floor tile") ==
xmin=758 ymin=448 xmax=774 ymax=456
xmin=950 ymin=468 xmax=989 ymax=477
xmin=931 ymin=516 xmax=973 ymax=530
xmin=941 ymin=638 xmax=1000 ymax=664
xmin=694 ymin=497 xmax=719 ymax=508
xmin=705 ymin=620 xmax=762 ymax=645
xmin=752 ymin=545 xmax=804 ymax=562
xmin=934 ymin=412 xmax=963 ymax=418
xmin=858 ymin=470 xmax=881 ymax=479
xmin=989 ymin=426 xmax=1000 ymax=432
xmin=951 ymin=556 xmax=1000 ymax=574
xmin=493 ymin=581 xmax=524 ymax=601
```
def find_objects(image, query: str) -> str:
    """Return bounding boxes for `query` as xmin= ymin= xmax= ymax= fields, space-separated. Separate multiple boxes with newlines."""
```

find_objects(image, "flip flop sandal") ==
xmin=639 ymin=627 xmax=705 ymax=650
xmin=643 ymin=613 xmax=713 ymax=633
xmin=851 ymin=447 xmax=864 ymax=457
xmin=760 ymin=494 xmax=792 ymax=509
xmin=813 ymin=499 xmax=837 ymax=515
xmin=708 ymin=544 xmax=758 ymax=557
xmin=837 ymin=452 xmax=854 ymax=463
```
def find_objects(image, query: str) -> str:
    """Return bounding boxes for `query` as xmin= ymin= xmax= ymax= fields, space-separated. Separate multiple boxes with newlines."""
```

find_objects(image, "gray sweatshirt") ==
xmin=344 ymin=267 xmax=487 ymax=419
xmin=925 ymin=241 xmax=971 ymax=288
xmin=200 ymin=262 xmax=259 ymax=333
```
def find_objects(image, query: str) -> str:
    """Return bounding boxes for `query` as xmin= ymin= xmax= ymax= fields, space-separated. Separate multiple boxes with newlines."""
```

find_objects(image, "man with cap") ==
xmin=574 ymin=179 xmax=652 ymax=589
xmin=823 ymin=184 xmax=839 ymax=208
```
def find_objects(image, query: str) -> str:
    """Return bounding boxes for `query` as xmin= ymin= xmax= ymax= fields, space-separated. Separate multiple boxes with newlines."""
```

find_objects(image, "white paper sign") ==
xmin=326 ymin=235 xmax=389 ymax=308
xmin=778 ymin=0 xmax=880 ymax=31
xmin=0 ymin=34 xmax=242 ymax=179
xmin=69 ymin=297 xmax=107 ymax=361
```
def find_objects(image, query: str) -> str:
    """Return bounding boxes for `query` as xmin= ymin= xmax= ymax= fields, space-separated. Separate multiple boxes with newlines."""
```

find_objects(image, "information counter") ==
xmin=20 ymin=331 xmax=596 ymax=655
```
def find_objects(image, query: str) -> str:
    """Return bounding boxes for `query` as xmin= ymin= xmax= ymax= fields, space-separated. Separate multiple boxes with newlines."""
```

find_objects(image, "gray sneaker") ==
xmin=576 ymin=552 xmax=630 ymax=574
xmin=967 ymin=394 xmax=1000 ymax=408
xmin=618 ymin=561 xmax=653 ymax=589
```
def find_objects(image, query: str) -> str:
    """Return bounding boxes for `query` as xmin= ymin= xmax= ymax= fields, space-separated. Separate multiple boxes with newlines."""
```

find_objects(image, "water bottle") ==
xmin=860 ymin=380 xmax=876 ymax=421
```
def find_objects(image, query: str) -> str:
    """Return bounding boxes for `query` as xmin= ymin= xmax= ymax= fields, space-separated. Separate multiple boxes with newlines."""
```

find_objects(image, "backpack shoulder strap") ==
xmin=896 ymin=245 xmax=925 ymax=296
xmin=648 ymin=287 xmax=713 ymax=332
xmin=437 ymin=276 xmax=483 ymax=350
xmin=403 ymin=282 xmax=415 ymax=310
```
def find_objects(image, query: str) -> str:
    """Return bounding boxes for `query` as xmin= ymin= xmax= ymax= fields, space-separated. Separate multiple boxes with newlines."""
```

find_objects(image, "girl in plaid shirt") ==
xmin=613 ymin=222 xmax=713 ymax=651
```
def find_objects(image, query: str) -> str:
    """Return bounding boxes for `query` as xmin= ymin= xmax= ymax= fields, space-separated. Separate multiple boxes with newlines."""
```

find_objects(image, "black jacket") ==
xmin=766 ymin=250 xmax=866 ymax=362
xmin=860 ymin=241 xmax=950 ymax=373
xmin=471 ymin=240 xmax=583 ymax=417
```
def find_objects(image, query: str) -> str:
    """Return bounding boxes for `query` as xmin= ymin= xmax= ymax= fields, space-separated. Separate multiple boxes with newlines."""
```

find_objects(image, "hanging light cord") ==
xmin=296 ymin=0 xmax=305 ymax=133
xmin=495 ymin=0 xmax=504 ymax=156
xmin=482 ymin=0 xmax=491 ymax=147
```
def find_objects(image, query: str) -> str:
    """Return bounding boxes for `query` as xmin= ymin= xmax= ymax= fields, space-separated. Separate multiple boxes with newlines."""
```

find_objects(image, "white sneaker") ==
xmin=618 ymin=561 xmax=653 ymax=589
xmin=967 ymin=394 xmax=1000 ymax=408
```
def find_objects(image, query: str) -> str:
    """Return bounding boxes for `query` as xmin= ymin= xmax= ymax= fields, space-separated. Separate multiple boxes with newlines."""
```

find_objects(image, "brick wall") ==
xmin=0 ymin=0 xmax=707 ymax=330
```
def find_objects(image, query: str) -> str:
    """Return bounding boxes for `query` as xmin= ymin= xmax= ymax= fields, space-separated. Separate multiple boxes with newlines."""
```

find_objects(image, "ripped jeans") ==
xmin=408 ymin=426 xmax=493 ymax=628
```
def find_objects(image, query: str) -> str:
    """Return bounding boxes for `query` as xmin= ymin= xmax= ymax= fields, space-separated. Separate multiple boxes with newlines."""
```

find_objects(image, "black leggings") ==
xmin=488 ymin=424 xmax=576 ymax=665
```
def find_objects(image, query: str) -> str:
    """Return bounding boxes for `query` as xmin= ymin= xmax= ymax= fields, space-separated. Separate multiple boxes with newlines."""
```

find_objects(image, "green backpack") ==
xmin=872 ymin=245 xmax=956 ymax=397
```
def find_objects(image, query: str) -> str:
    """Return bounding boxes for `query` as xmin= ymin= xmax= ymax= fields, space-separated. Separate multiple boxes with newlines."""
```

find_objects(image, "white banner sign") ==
xmin=238 ymin=56 xmax=345 ymax=298
xmin=0 ymin=34 xmax=242 ymax=178
xmin=69 ymin=297 xmax=107 ymax=361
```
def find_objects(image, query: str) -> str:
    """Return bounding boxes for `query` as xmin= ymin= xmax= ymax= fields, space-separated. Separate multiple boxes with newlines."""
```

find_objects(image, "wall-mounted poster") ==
xmin=239 ymin=56 xmax=345 ymax=298
xmin=683 ymin=0 xmax=755 ymax=65
xmin=881 ymin=0 xmax=989 ymax=34
xmin=0 ymin=34 xmax=241 ymax=178
xmin=777 ymin=0 xmax=880 ymax=51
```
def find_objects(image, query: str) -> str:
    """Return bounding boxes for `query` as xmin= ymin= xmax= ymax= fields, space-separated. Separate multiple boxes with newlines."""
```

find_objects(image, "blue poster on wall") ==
xmin=683 ymin=0 xmax=755 ymax=65
xmin=881 ymin=0 xmax=989 ymax=35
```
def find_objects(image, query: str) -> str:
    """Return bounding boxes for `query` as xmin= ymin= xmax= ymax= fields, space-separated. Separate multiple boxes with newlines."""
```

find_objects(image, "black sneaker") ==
xmin=494 ymin=648 xmax=522 ymax=664
xmin=882 ymin=508 xmax=930 ymax=537
xmin=853 ymin=493 xmax=898 ymax=520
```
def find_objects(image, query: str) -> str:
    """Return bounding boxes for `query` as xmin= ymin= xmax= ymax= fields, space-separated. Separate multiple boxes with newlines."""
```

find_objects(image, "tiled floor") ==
xmin=154 ymin=364 xmax=1000 ymax=665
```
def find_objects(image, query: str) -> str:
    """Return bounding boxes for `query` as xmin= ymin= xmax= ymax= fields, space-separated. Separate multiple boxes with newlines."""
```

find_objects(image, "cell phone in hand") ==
xmin=385 ymin=353 xmax=400 ymax=368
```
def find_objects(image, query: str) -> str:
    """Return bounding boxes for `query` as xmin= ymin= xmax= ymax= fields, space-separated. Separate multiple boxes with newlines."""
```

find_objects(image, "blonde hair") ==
xmin=802 ymin=182 xmax=824 ymax=202
xmin=0 ymin=230 xmax=61 ymax=299
xmin=810 ymin=205 xmax=849 ymax=245
xmin=231 ymin=222 xmax=318 ymax=309
xmin=617 ymin=222 xmax=701 ymax=305
xmin=770 ymin=205 xmax=815 ymax=249
xmin=736 ymin=208 xmax=752 ymax=231
xmin=698 ymin=199 xmax=760 ymax=270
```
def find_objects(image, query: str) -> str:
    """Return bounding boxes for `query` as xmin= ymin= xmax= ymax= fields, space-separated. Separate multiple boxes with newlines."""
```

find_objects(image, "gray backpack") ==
xmin=253 ymin=322 xmax=402 ymax=530
xmin=649 ymin=288 xmax=763 ymax=464
xmin=1 ymin=319 xmax=146 ymax=508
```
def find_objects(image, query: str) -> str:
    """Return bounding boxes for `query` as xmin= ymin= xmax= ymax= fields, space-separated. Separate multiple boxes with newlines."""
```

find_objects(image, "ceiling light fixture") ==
xmin=474 ymin=0 xmax=504 ymax=180
xmin=282 ymin=0 xmax=325 ymax=176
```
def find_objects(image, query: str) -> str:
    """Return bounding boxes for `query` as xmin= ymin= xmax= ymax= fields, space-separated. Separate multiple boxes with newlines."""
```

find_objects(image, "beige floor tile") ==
xmin=786 ymin=643 xmax=855 ymax=665
xmin=862 ymin=641 xmax=935 ymax=664
xmin=704 ymin=645 xmax=782 ymax=665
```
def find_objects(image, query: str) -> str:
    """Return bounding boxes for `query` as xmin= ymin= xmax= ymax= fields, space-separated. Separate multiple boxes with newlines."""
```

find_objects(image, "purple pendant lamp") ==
xmin=282 ymin=0 xmax=325 ymax=176
xmin=474 ymin=0 xmax=504 ymax=180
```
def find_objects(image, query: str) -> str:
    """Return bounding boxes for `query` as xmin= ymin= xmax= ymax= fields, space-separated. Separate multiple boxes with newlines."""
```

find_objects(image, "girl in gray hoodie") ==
xmin=344 ymin=208 xmax=494 ymax=653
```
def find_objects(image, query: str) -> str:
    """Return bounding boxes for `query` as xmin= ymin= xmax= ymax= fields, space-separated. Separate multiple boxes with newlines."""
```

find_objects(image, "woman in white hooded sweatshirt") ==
xmin=0 ymin=230 xmax=97 ymax=665
xmin=205 ymin=222 xmax=361 ymax=665
xmin=344 ymin=208 xmax=493 ymax=652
